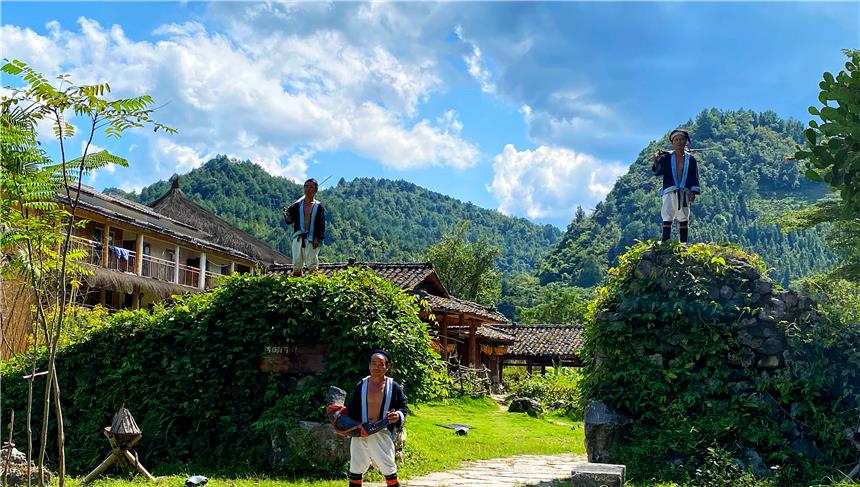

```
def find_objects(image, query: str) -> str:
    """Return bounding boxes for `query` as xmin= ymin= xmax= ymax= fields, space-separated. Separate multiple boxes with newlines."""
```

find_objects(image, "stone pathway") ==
xmin=366 ymin=453 xmax=585 ymax=487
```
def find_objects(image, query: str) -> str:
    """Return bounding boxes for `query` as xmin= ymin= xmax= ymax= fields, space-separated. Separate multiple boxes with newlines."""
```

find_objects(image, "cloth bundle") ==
xmin=325 ymin=386 xmax=389 ymax=437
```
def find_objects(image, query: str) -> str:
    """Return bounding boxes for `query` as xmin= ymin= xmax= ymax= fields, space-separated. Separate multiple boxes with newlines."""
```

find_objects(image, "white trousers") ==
xmin=349 ymin=431 xmax=397 ymax=476
xmin=661 ymin=191 xmax=692 ymax=223
xmin=291 ymin=237 xmax=320 ymax=271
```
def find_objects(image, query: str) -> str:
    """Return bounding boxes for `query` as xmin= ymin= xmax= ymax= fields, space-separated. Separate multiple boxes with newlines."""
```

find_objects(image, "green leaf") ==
xmin=804 ymin=169 xmax=822 ymax=182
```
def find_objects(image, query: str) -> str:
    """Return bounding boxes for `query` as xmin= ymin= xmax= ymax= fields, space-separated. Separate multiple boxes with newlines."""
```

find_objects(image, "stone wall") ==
xmin=582 ymin=243 xmax=827 ymax=477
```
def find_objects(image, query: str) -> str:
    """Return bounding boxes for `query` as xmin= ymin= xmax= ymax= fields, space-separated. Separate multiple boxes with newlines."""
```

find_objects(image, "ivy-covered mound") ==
xmin=1 ymin=269 xmax=447 ymax=475
xmin=581 ymin=241 xmax=860 ymax=485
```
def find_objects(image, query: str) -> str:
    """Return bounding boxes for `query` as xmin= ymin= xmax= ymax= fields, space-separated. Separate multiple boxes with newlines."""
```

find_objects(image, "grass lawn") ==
xmin=69 ymin=397 xmax=585 ymax=487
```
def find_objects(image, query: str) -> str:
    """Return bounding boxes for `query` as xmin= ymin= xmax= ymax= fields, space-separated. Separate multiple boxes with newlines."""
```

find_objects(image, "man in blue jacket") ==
xmin=344 ymin=349 xmax=408 ymax=487
xmin=652 ymin=129 xmax=702 ymax=243
xmin=283 ymin=178 xmax=325 ymax=276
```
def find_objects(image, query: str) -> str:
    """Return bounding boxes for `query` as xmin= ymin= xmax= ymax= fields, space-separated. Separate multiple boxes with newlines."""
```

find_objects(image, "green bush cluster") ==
xmin=504 ymin=367 xmax=583 ymax=419
xmin=580 ymin=240 xmax=860 ymax=486
xmin=1 ymin=268 xmax=448 ymax=475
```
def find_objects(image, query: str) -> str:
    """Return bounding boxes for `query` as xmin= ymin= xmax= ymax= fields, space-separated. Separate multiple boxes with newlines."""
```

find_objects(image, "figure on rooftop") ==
xmin=283 ymin=178 xmax=326 ymax=276
xmin=651 ymin=129 xmax=702 ymax=243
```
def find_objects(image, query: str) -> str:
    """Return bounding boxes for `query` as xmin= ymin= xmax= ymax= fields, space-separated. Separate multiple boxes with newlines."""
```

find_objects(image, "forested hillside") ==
xmin=108 ymin=157 xmax=561 ymax=272
xmin=538 ymin=108 xmax=835 ymax=287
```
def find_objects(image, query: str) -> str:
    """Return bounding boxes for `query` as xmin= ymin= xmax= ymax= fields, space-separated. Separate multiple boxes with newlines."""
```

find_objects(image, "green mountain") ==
xmin=107 ymin=156 xmax=561 ymax=272
xmin=538 ymin=108 xmax=836 ymax=287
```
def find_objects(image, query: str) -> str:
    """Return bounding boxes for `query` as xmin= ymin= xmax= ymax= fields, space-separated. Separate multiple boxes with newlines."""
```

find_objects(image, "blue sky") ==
xmin=3 ymin=1 xmax=858 ymax=227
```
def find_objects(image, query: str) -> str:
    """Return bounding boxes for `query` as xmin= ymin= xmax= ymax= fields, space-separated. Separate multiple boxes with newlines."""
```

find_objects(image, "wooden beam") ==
xmin=101 ymin=224 xmax=110 ymax=266
xmin=468 ymin=318 xmax=477 ymax=367
xmin=173 ymin=245 xmax=181 ymax=284
xmin=438 ymin=312 xmax=448 ymax=361
xmin=134 ymin=234 xmax=144 ymax=275
xmin=198 ymin=252 xmax=207 ymax=290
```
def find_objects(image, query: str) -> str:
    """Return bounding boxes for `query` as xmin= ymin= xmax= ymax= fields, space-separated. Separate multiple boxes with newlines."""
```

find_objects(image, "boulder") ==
xmin=508 ymin=397 xmax=543 ymax=416
xmin=584 ymin=401 xmax=631 ymax=464
xmin=735 ymin=447 xmax=769 ymax=478
xmin=0 ymin=446 xmax=51 ymax=487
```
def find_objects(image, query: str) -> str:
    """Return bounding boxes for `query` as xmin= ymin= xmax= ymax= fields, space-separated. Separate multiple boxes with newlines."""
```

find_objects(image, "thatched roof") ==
xmin=149 ymin=178 xmax=290 ymax=265
xmin=84 ymin=265 xmax=200 ymax=299
xmin=489 ymin=324 xmax=583 ymax=358
xmin=269 ymin=262 xmax=447 ymax=295
xmin=62 ymin=185 xmax=254 ymax=261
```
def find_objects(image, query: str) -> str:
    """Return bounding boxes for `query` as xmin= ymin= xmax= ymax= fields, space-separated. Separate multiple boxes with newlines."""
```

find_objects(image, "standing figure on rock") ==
xmin=345 ymin=349 xmax=408 ymax=487
xmin=652 ymin=129 xmax=702 ymax=243
xmin=283 ymin=178 xmax=326 ymax=276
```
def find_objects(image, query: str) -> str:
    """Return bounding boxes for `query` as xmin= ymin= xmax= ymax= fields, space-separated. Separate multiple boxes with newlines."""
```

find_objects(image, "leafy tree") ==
xmin=798 ymin=49 xmax=860 ymax=211
xmin=1 ymin=59 xmax=172 ymax=484
xmin=426 ymin=222 xmax=501 ymax=306
xmin=780 ymin=50 xmax=860 ymax=281
xmin=518 ymin=284 xmax=592 ymax=324
xmin=497 ymin=272 xmax=542 ymax=319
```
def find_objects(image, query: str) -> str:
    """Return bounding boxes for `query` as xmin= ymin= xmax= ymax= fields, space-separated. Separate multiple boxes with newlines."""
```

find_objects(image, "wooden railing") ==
xmin=70 ymin=236 xmax=224 ymax=290
xmin=204 ymin=271 xmax=222 ymax=290
xmin=141 ymin=254 xmax=176 ymax=283
xmin=107 ymin=248 xmax=136 ymax=273
xmin=69 ymin=236 xmax=136 ymax=271
xmin=178 ymin=263 xmax=199 ymax=288
xmin=69 ymin=236 xmax=102 ymax=266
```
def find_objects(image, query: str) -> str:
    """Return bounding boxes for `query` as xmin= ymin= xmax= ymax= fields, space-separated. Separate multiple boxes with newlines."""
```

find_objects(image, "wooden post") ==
xmin=173 ymin=245 xmax=180 ymax=284
xmin=198 ymin=252 xmax=207 ymax=289
xmin=131 ymin=286 xmax=139 ymax=311
xmin=229 ymin=261 xmax=236 ymax=276
xmin=458 ymin=313 xmax=467 ymax=363
xmin=438 ymin=312 xmax=448 ymax=361
xmin=468 ymin=319 xmax=477 ymax=367
xmin=101 ymin=224 xmax=110 ymax=267
xmin=99 ymin=288 xmax=106 ymax=307
xmin=134 ymin=234 xmax=143 ymax=275
xmin=527 ymin=358 xmax=533 ymax=375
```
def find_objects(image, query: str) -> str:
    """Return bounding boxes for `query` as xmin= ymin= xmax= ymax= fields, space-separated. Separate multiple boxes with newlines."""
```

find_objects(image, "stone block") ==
xmin=570 ymin=462 xmax=626 ymax=487
xmin=584 ymin=401 xmax=631 ymax=464
xmin=756 ymin=355 xmax=780 ymax=369
xmin=509 ymin=397 xmax=543 ymax=416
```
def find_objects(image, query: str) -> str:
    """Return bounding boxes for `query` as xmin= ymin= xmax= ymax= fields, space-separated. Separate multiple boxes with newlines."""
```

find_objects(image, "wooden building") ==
xmin=1 ymin=178 xmax=289 ymax=358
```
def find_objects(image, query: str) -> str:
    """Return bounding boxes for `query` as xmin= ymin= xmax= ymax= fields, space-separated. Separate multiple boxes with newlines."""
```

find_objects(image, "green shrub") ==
xmin=1 ymin=269 xmax=448 ymax=475
xmin=504 ymin=367 xmax=583 ymax=419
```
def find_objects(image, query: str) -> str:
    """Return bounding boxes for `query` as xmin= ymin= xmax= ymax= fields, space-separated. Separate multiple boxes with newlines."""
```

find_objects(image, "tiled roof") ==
xmin=489 ymin=324 xmax=584 ymax=357
xmin=447 ymin=325 xmax=516 ymax=343
xmin=421 ymin=293 xmax=509 ymax=323
xmin=269 ymin=262 xmax=441 ymax=292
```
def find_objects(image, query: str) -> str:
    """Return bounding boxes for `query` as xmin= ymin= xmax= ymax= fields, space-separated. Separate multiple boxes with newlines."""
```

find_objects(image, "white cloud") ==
xmin=1 ymin=15 xmax=478 ymax=185
xmin=455 ymin=26 xmax=495 ymax=93
xmin=489 ymin=144 xmax=626 ymax=220
xmin=151 ymin=139 xmax=207 ymax=173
